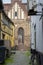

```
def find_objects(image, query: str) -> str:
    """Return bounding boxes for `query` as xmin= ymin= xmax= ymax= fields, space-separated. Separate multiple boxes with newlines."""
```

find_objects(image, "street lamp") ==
xmin=15 ymin=24 xmax=17 ymax=27
xmin=15 ymin=25 xmax=17 ymax=27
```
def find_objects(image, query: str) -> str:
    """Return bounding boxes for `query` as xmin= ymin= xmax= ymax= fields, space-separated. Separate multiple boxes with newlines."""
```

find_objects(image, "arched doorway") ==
xmin=18 ymin=27 xmax=24 ymax=44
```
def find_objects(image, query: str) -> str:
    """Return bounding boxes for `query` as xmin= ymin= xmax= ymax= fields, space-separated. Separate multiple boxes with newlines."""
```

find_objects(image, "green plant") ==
xmin=25 ymin=51 xmax=31 ymax=56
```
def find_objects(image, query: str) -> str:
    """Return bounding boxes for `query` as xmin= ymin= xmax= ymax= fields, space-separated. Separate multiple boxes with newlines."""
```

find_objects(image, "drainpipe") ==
xmin=0 ymin=11 xmax=1 ymax=39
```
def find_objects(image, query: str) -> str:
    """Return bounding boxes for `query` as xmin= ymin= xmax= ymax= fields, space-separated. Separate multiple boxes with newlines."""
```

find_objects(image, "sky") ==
xmin=2 ymin=0 xmax=27 ymax=3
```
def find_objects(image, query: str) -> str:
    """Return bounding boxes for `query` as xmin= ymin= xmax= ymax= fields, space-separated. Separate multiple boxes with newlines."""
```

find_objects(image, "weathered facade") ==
xmin=0 ymin=6 xmax=15 ymax=48
xmin=4 ymin=0 xmax=30 ymax=50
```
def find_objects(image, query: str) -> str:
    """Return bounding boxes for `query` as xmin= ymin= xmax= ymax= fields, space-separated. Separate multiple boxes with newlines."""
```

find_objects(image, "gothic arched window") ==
xmin=18 ymin=27 xmax=24 ymax=43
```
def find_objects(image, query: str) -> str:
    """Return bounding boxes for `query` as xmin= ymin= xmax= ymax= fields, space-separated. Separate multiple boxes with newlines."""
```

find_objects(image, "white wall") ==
xmin=31 ymin=16 xmax=36 ymax=49
xmin=36 ymin=16 xmax=42 ymax=53
xmin=31 ymin=0 xmax=43 ymax=53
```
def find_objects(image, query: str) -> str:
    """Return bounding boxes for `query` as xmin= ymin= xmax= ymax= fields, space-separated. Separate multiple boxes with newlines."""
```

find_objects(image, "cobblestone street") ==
xmin=4 ymin=51 xmax=31 ymax=65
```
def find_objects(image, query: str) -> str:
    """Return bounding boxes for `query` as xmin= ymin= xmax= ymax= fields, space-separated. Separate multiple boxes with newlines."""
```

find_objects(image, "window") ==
xmin=2 ymin=33 xmax=5 ymax=39
xmin=18 ymin=27 xmax=24 ymax=43
xmin=15 ymin=12 xmax=17 ymax=16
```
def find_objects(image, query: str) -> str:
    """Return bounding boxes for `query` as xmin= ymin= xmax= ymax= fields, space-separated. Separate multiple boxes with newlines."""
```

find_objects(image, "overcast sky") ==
xmin=3 ymin=0 xmax=27 ymax=3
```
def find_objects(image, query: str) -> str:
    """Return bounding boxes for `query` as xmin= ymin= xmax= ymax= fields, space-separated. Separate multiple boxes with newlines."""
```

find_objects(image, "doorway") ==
xmin=18 ymin=27 xmax=24 ymax=44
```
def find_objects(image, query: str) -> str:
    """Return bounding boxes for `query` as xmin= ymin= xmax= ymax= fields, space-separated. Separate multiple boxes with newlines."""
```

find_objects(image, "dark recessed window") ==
xmin=15 ymin=12 xmax=17 ymax=16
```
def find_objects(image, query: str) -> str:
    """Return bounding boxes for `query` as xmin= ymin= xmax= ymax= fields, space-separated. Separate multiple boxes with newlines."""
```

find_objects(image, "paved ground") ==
xmin=18 ymin=44 xmax=29 ymax=51
xmin=4 ymin=51 xmax=31 ymax=65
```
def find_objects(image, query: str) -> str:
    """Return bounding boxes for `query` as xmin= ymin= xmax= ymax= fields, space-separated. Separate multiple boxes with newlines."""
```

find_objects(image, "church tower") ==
xmin=4 ymin=0 xmax=30 ymax=51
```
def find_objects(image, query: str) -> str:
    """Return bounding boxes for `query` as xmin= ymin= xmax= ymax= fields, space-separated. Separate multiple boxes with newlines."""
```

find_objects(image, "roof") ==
xmin=2 ymin=10 xmax=14 ymax=25
xmin=0 ymin=0 xmax=14 ymax=26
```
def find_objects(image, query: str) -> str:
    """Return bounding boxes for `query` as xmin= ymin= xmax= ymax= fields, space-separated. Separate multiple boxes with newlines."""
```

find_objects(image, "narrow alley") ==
xmin=0 ymin=0 xmax=43 ymax=65
xmin=3 ymin=51 xmax=31 ymax=65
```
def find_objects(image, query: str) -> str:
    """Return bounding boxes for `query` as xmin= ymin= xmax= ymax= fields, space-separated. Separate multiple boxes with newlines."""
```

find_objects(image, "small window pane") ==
xmin=15 ymin=12 xmax=17 ymax=16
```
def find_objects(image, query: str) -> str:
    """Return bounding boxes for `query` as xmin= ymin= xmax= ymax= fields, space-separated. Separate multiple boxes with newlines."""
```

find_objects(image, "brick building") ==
xmin=3 ymin=0 xmax=30 ymax=50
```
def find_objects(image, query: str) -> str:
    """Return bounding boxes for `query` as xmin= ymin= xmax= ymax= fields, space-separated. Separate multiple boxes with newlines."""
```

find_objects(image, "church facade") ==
xmin=4 ymin=0 xmax=30 ymax=50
